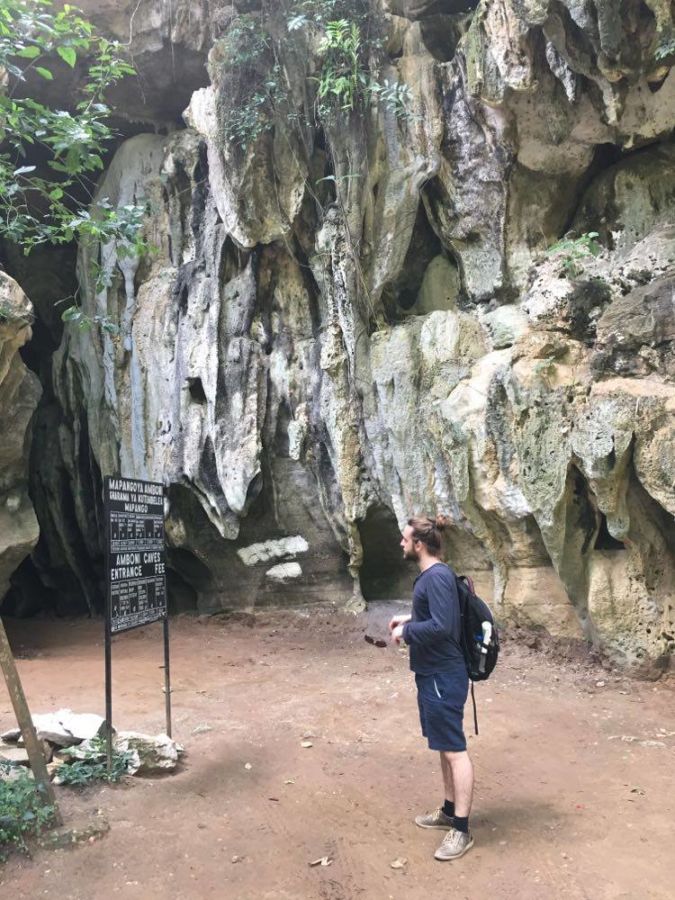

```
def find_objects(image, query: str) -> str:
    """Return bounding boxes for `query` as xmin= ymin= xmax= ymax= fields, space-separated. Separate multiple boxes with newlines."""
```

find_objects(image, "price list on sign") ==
xmin=104 ymin=477 xmax=167 ymax=634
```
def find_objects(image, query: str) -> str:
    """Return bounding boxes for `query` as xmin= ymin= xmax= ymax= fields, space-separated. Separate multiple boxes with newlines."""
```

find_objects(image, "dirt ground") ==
xmin=0 ymin=605 xmax=673 ymax=900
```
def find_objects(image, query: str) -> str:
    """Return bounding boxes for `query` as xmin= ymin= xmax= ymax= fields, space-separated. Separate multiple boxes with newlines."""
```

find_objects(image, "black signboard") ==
xmin=104 ymin=476 xmax=167 ymax=634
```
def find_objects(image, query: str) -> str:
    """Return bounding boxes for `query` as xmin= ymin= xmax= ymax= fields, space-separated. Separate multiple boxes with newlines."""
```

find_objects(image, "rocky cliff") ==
xmin=0 ymin=275 xmax=41 ymax=600
xmin=3 ymin=0 xmax=675 ymax=673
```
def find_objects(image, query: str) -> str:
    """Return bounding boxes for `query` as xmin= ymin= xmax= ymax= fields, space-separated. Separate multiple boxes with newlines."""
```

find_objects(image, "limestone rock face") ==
xmin=7 ymin=0 xmax=675 ymax=672
xmin=0 ymin=274 xmax=41 ymax=602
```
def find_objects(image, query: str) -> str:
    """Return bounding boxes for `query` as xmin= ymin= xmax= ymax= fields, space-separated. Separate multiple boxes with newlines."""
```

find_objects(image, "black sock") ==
xmin=442 ymin=800 xmax=455 ymax=818
xmin=453 ymin=815 xmax=469 ymax=834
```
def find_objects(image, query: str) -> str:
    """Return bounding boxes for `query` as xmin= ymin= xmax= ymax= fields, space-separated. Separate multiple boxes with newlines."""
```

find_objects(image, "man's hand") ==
xmin=388 ymin=613 xmax=411 ymax=633
xmin=391 ymin=624 xmax=406 ymax=645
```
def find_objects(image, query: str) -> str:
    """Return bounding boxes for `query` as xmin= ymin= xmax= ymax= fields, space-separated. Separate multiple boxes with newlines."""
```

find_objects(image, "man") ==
xmin=389 ymin=515 xmax=474 ymax=861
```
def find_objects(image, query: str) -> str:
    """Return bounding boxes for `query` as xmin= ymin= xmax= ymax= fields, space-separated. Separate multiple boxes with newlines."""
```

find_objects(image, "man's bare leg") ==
xmin=443 ymin=750 xmax=473 ymax=817
xmin=433 ymin=749 xmax=475 ymax=860
xmin=440 ymin=752 xmax=454 ymax=804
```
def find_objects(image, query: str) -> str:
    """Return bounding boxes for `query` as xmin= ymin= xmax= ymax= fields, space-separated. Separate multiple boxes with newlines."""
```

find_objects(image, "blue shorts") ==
xmin=415 ymin=671 xmax=469 ymax=752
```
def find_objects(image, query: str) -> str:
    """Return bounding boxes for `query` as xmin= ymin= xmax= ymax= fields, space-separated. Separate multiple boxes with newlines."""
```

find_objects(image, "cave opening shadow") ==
xmin=357 ymin=505 xmax=417 ymax=601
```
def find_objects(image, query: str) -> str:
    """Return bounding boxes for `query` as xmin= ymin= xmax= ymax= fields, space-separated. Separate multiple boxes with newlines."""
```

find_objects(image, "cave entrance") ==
xmin=357 ymin=505 xmax=416 ymax=600
xmin=594 ymin=513 xmax=625 ymax=551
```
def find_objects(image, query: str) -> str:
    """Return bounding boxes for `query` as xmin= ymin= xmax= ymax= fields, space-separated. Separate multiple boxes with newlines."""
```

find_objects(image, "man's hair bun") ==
xmin=434 ymin=514 xmax=450 ymax=531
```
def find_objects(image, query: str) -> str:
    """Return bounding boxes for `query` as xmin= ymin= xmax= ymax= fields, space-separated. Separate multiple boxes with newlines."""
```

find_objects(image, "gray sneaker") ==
xmin=434 ymin=827 xmax=474 ymax=861
xmin=414 ymin=807 xmax=454 ymax=830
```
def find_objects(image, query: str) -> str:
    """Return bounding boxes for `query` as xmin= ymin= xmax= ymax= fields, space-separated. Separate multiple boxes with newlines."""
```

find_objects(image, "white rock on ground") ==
xmin=266 ymin=562 xmax=303 ymax=583
xmin=1 ymin=709 xmax=105 ymax=747
xmin=237 ymin=536 xmax=309 ymax=567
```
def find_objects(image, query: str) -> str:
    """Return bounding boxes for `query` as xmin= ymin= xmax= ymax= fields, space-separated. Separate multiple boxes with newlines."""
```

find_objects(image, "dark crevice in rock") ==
xmin=420 ymin=177 xmax=478 ymax=308
xmin=357 ymin=504 xmax=415 ymax=600
xmin=173 ymin=264 xmax=193 ymax=318
xmin=191 ymin=140 xmax=211 ymax=245
xmin=166 ymin=566 xmax=199 ymax=614
xmin=555 ymin=464 xmax=597 ymax=635
xmin=594 ymin=513 xmax=625 ymax=550
xmin=167 ymin=547 xmax=213 ymax=594
xmin=562 ymin=138 xmax=675 ymax=245
xmin=109 ymin=44 xmax=209 ymax=128
xmin=27 ymin=405 xmax=104 ymax=616
xmin=219 ymin=236 xmax=251 ymax=288
xmin=187 ymin=376 xmax=207 ymax=404
xmin=165 ymin=484 xmax=218 ymax=604
xmin=170 ymin=159 xmax=193 ymax=257
xmin=549 ymin=0 xmax=600 ymax=63
xmin=3 ymin=555 xmax=59 ymax=618
xmin=273 ymin=400 xmax=293 ymax=457
xmin=564 ymin=277 xmax=613 ymax=344
xmin=555 ymin=143 xmax=624 ymax=241
xmin=570 ymin=467 xmax=598 ymax=556
xmin=380 ymin=200 xmax=446 ymax=323
xmin=198 ymin=438 xmax=222 ymax=504
xmin=647 ymin=67 xmax=670 ymax=92
xmin=0 ymin=238 xmax=102 ymax=616
xmin=291 ymin=240 xmax=324 ymax=337
xmin=419 ymin=13 xmax=471 ymax=62
xmin=0 ymin=243 xmax=75 ymax=380
xmin=388 ymin=0 xmax=478 ymax=19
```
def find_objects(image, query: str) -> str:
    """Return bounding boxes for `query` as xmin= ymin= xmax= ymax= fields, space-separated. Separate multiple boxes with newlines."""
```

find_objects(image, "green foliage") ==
xmin=654 ymin=38 xmax=675 ymax=61
xmin=0 ymin=764 xmax=55 ymax=859
xmin=370 ymin=77 xmax=413 ymax=118
xmin=218 ymin=11 xmax=284 ymax=151
xmin=317 ymin=18 xmax=363 ymax=113
xmin=287 ymin=0 xmax=371 ymax=32
xmin=220 ymin=12 xmax=269 ymax=67
xmin=222 ymin=69 xmax=288 ymax=151
xmin=546 ymin=231 xmax=601 ymax=277
xmin=221 ymin=0 xmax=412 ymax=148
xmin=0 ymin=0 xmax=146 ymax=329
xmin=56 ymin=737 xmax=133 ymax=786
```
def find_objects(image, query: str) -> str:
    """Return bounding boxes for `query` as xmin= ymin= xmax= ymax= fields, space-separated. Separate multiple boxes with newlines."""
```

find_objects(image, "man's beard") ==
xmin=403 ymin=546 xmax=418 ymax=561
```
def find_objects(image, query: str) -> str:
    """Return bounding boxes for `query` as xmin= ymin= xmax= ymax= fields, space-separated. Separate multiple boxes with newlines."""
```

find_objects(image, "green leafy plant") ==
xmin=0 ymin=764 xmax=56 ymax=859
xmin=56 ymin=737 xmax=133 ymax=786
xmin=314 ymin=18 xmax=411 ymax=122
xmin=0 ymin=0 xmax=146 ymax=329
xmin=223 ymin=85 xmax=281 ymax=151
xmin=287 ymin=0 xmax=371 ymax=31
xmin=222 ymin=1 xmax=411 ymax=148
xmin=317 ymin=18 xmax=363 ymax=113
xmin=218 ymin=11 xmax=287 ymax=151
xmin=370 ymin=77 xmax=413 ymax=118
xmin=219 ymin=12 xmax=269 ymax=67
xmin=546 ymin=231 xmax=601 ymax=277
xmin=654 ymin=38 xmax=675 ymax=61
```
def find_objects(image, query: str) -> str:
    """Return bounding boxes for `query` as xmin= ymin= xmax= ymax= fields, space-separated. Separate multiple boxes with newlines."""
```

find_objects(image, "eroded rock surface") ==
xmin=0 ymin=274 xmax=41 ymax=601
xmin=5 ymin=0 xmax=675 ymax=671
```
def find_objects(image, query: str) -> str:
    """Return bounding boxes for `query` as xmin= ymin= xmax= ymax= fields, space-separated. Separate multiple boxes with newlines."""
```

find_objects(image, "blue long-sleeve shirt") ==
xmin=402 ymin=562 xmax=466 ymax=675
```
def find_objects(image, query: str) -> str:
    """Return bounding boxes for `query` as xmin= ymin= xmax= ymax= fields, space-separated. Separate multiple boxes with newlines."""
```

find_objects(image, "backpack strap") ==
xmin=470 ymin=681 xmax=478 ymax=736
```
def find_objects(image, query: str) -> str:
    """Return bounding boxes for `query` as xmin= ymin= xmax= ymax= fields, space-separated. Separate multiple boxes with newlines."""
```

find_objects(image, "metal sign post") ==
xmin=0 ymin=618 xmax=61 ymax=824
xmin=163 ymin=618 xmax=172 ymax=738
xmin=103 ymin=477 xmax=170 ymax=771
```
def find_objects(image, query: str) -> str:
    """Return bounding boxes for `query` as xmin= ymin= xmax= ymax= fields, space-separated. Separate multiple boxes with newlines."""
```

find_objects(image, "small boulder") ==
xmin=1 ymin=709 xmax=106 ymax=748
xmin=0 ymin=745 xmax=30 ymax=766
xmin=114 ymin=732 xmax=183 ymax=775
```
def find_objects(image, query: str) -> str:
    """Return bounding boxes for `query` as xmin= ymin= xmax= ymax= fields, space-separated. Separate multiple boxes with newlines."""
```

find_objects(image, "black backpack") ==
xmin=455 ymin=574 xmax=499 ymax=734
